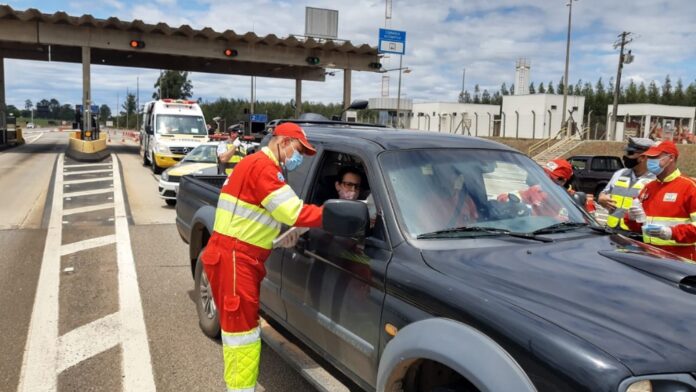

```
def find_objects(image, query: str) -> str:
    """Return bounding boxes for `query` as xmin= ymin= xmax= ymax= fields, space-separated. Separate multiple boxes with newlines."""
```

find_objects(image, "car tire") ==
xmin=142 ymin=150 xmax=149 ymax=166
xmin=194 ymin=249 xmax=220 ymax=338
xmin=165 ymin=199 xmax=176 ymax=207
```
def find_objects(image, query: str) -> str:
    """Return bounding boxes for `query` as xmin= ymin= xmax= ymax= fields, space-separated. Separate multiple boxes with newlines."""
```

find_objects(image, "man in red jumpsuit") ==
xmin=201 ymin=122 xmax=323 ymax=391
xmin=626 ymin=141 xmax=696 ymax=260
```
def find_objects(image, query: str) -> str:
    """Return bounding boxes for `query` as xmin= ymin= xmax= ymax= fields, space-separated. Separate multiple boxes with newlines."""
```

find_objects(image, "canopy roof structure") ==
xmin=0 ymin=5 xmax=381 ymax=81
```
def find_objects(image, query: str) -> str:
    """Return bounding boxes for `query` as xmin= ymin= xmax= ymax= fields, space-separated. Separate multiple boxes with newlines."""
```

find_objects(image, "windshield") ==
xmin=379 ymin=149 xmax=591 ymax=239
xmin=156 ymin=114 xmax=206 ymax=135
xmin=182 ymin=144 xmax=217 ymax=163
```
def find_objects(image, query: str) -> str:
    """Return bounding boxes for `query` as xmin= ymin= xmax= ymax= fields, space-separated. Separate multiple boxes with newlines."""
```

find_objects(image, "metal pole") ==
xmin=294 ymin=79 xmax=302 ymax=118
xmin=610 ymin=32 xmax=628 ymax=141
xmin=561 ymin=0 xmax=575 ymax=136
xmin=82 ymin=46 xmax=91 ymax=135
xmin=116 ymin=92 xmax=119 ymax=129
xmin=396 ymin=55 xmax=403 ymax=128
xmin=136 ymin=76 xmax=140 ymax=132
xmin=0 ymin=56 xmax=5 ymax=130
xmin=343 ymin=69 xmax=352 ymax=113
xmin=250 ymin=76 xmax=255 ymax=114
xmin=532 ymin=110 xmax=536 ymax=139
xmin=126 ymin=87 xmax=129 ymax=130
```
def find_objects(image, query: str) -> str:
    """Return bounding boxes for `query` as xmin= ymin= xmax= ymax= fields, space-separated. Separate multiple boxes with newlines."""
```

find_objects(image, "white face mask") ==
xmin=338 ymin=189 xmax=358 ymax=200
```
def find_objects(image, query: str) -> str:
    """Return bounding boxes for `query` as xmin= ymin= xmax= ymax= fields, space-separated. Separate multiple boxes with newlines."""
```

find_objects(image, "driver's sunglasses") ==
xmin=340 ymin=181 xmax=361 ymax=190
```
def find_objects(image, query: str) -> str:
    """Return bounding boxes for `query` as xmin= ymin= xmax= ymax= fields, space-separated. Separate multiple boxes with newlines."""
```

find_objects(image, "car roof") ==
xmin=299 ymin=124 xmax=517 ymax=152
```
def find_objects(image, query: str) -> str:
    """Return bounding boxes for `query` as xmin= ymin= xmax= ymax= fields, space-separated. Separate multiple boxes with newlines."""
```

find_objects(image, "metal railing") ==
xmin=528 ymin=127 xmax=567 ymax=157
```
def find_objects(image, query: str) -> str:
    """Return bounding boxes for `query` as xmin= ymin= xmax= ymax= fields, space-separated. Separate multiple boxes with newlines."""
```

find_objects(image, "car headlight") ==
xmin=620 ymin=375 xmax=696 ymax=392
xmin=161 ymin=171 xmax=169 ymax=181
xmin=156 ymin=143 xmax=170 ymax=154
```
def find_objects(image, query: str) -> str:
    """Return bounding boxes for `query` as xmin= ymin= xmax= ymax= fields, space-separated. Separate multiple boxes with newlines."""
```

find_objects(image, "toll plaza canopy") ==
xmin=0 ymin=5 xmax=381 ymax=81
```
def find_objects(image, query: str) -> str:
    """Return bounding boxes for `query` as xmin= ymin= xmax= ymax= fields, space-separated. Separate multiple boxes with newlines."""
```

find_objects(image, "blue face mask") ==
xmin=647 ymin=158 xmax=664 ymax=175
xmin=284 ymin=148 xmax=303 ymax=172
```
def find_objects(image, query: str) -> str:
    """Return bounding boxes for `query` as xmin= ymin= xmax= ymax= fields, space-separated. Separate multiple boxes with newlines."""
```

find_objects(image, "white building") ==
xmin=409 ymin=102 xmax=500 ymax=136
xmin=501 ymin=94 xmax=585 ymax=139
xmin=605 ymin=103 xmax=695 ymax=141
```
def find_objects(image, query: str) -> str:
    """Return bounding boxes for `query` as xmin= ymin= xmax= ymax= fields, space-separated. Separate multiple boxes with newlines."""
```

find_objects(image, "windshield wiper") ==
xmin=417 ymin=226 xmax=553 ymax=242
xmin=532 ymin=221 xmax=591 ymax=234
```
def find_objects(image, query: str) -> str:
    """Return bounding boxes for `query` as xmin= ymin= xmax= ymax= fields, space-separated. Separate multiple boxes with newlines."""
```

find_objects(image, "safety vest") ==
xmin=606 ymin=169 xmax=654 ymax=230
xmin=213 ymin=147 xmax=322 ymax=251
xmin=220 ymin=143 xmax=246 ymax=175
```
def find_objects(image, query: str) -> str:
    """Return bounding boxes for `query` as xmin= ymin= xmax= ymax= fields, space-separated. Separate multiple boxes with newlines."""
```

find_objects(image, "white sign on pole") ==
xmin=305 ymin=7 xmax=338 ymax=39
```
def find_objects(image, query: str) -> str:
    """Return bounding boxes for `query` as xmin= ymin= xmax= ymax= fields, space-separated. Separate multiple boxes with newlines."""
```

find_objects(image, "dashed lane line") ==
xmin=63 ymin=188 xmax=114 ymax=198
xmin=63 ymin=203 xmax=115 ymax=216
xmin=18 ymin=154 xmax=156 ymax=392
xmin=63 ymin=169 xmax=112 ymax=176
xmin=60 ymin=234 xmax=118 ymax=256
xmin=63 ymin=177 xmax=113 ymax=185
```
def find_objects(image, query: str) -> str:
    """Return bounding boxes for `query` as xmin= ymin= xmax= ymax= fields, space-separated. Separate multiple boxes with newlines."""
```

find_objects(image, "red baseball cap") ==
xmin=273 ymin=122 xmax=316 ymax=156
xmin=642 ymin=140 xmax=679 ymax=159
xmin=544 ymin=158 xmax=574 ymax=183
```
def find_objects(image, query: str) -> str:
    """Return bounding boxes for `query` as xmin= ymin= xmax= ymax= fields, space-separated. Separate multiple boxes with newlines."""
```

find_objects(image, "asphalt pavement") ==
xmin=1 ymin=131 xmax=317 ymax=392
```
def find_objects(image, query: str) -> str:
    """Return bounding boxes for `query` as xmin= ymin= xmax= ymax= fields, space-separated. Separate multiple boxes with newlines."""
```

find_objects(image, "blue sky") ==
xmin=4 ymin=0 xmax=696 ymax=113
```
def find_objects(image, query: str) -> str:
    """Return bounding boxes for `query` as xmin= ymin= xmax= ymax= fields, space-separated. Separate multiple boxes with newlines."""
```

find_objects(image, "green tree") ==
xmin=473 ymin=84 xmax=481 ymax=103
xmin=153 ymin=70 xmax=193 ymax=100
xmin=673 ymin=78 xmax=685 ymax=105
xmin=500 ymin=82 xmax=509 ymax=96
xmin=481 ymin=89 xmax=491 ymax=104
xmin=574 ymin=79 xmax=583 ymax=96
xmin=624 ymin=79 xmax=638 ymax=103
xmin=58 ymin=104 xmax=75 ymax=121
xmin=594 ymin=78 xmax=607 ymax=115
xmin=661 ymin=75 xmax=672 ymax=104
xmin=99 ymin=104 xmax=112 ymax=123
xmin=557 ymin=77 xmax=565 ymax=95
xmin=647 ymin=81 xmax=660 ymax=103
xmin=637 ymin=81 xmax=648 ymax=102
xmin=686 ymin=81 xmax=696 ymax=106
xmin=528 ymin=82 xmax=535 ymax=94
xmin=509 ymin=83 xmax=515 ymax=95
xmin=538 ymin=82 xmax=546 ymax=94
xmin=121 ymin=93 xmax=137 ymax=129
xmin=491 ymin=91 xmax=502 ymax=105
xmin=547 ymin=81 xmax=555 ymax=94
xmin=7 ymin=105 xmax=20 ymax=117
xmin=24 ymin=99 xmax=32 ymax=110
xmin=49 ymin=98 xmax=60 ymax=119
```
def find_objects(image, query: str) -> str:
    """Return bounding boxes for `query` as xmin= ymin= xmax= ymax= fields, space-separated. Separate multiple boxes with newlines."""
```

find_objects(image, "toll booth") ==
xmin=74 ymin=104 xmax=100 ymax=140
xmin=245 ymin=113 xmax=268 ymax=141
xmin=1 ymin=115 xmax=19 ymax=145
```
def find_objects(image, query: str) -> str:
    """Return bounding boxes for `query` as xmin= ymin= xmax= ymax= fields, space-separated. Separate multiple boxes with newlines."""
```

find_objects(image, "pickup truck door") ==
xmin=281 ymin=145 xmax=391 ymax=387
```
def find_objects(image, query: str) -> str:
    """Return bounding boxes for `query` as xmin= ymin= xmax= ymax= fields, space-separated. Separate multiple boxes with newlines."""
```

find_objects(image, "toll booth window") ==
xmin=156 ymin=115 xmax=206 ymax=135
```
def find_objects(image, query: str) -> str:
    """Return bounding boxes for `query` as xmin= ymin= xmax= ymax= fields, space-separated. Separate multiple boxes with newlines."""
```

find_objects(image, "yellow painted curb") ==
xmin=68 ymin=131 xmax=108 ymax=153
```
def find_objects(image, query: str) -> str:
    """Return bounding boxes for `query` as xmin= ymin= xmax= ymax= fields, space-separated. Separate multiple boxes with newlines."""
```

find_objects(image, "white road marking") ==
xmin=63 ymin=188 xmax=113 ymax=198
xmin=64 ymin=177 xmax=113 ymax=185
xmin=19 ymin=156 xmax=156 ymax=392
xmin=111 ymin=154 xmax=156 ymax=392
xmin=63 ymin=203 xmax=115 ymax=216
xmin=63 ymin=169 xmax=112 ymax=176
xmin=26 ymin=132 xmax=44 ymax=144
xmin=60 ymin=234 xmax=117 ymax=256
xmin=57 ymin=313 xmax=121 ymax=373
xmin=63 ymin=163 xmax=113 ymax=169
xmin=18 ymin=154 xmax=64 ymax=391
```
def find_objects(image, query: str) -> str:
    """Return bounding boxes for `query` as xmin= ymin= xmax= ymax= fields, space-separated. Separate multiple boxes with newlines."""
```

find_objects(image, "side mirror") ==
xmin=145 ymin=125 xmax=153 ymax=135
xmin=322 ymin=199 xmax=369 ymax=238
xmin=572 ymin=191 xmax=587 ymax=209
xmin=348 ymin=100 xmax=369 ymax=110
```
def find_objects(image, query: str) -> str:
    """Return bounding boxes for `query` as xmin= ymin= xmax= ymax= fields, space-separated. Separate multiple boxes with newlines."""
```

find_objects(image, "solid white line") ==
xmin=63 ymin=177 xmax=113 ymax=185
xmin=111 ymin=154 xmax=156 ymax=392
xmin=63 ymin=163 xmax=113 ymax=169
xmin=17 ymin=154 xmax=64 ymax=391
xmin=60 ymin=234 xmax=117 ymax=256
xmin=57 ymin=313 xmax=121 ymax=373
xmin=63 ymin=169 xmax=112 ymax=176
xmin=63 ymin=203 xmax=115 ymax=216
xmin=63 ymin=188 xmax=113 ymax=198
xmin=27 ymin=133 xmax=44 ymax=144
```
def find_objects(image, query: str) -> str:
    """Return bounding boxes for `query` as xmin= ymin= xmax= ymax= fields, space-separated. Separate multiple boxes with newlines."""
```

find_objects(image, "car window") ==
xmin=608 ymin=157 xmax=623 ymax=171
xmin=182 ymin=145 xmax=217 ymax=163
xmin=380 ymin=149 xmax=589 ymax=238
xmin=569 ymin=158 xmax=587 ymax=170
xmin=590 ymin=158 xmax=606 ymax=171
xmin=286 ymin=154 xmax=316 ymax=195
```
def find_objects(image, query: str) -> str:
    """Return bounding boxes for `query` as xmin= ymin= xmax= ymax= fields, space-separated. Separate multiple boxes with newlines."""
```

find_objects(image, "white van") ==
xmin=140 ymin=99 xmax=209 ymax=173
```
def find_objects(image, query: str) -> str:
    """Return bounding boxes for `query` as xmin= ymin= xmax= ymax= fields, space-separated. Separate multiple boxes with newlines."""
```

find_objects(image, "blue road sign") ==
xmin=378 ymin=28 xmax=406 ymax=55
xmin=250 ymin=114 xmax=268 ymax=123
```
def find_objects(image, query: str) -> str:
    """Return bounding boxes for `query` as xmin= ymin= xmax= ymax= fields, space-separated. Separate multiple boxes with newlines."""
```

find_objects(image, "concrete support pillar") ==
xmin=644 ymin=115 xmax=651 ymax=138
xmin=0 ymin=56 xmax=5 ymax=129
xmin=342 ymin=69 xmax=352 ymax=111
xmin=294 ymin=79 xmax=302 ymax=119
xmin=82 ymin=46 xmax=91 ymax=134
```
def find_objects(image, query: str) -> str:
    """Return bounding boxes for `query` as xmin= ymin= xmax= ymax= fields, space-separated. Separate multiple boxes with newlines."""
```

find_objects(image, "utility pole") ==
xmin=561 ymin=0 xmax=577 ymax=136
xmin=136 ymin=76 xmax=140 ymax=132
xmin=116 ymin=92 xmax=119 ymax=129
xmin=610 ymin=31 xmax=634 ymax=141
xmin=126 ymin=87 xmax=129 ymax=130
xmin=250 ymin=76 xmax=255 ymax=114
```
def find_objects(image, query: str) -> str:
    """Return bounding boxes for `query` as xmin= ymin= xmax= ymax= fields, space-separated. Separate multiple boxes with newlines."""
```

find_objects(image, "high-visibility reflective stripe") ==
xmin=263 ymin=185 xmax=297 ymax=213
xmin=217 ymin=197 xmax=278 ymax=229
xmin=606 ymin=175 xmax=649 ymax=229
xmin=227 ymin=387 xmax=255 ymax=392
xmin=648 ymin=217 xmax=691 ymax=225
xmin=644 ymin=216 xmax=696 ymax=246
xmin=691 ymin=212 xmax=696 ymax=221
xmin=222 ymin=327 xmax=260 ymax=347
xmin=214 ymin=208 xmax=280 ymax=249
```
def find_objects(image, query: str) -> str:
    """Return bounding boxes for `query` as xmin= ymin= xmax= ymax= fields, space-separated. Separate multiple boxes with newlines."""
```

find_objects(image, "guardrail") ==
xmin=528 ymin=127 xmax=567 ymax=157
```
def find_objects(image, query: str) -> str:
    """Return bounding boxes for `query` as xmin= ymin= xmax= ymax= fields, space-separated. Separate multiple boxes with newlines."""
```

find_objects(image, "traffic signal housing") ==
xmin=129 ymin=40 xmax=145 ymax=49
xmin=306 ymin=56 xmax=320 ymax=65
xmin=223 ymin=48 xmax=238 ymax=57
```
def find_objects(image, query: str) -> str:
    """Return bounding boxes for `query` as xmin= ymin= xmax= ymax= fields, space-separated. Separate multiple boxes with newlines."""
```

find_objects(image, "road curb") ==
xmin=259 ymin=318 xmax=349 ymax=392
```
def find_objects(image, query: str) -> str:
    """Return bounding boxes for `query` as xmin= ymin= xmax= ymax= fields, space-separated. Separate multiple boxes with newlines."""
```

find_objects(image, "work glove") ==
xmin=644 ymin=224 xmax=672 ymax=240
xmin=628 ymin=204 xmax=646 ymax=222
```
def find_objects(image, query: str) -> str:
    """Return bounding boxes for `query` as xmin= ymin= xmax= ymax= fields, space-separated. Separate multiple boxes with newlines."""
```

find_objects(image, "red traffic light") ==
xmin=223 ymin=48 xmax=238 ymax=57
xmin=129 ymin=40 xmax=145 ymax=49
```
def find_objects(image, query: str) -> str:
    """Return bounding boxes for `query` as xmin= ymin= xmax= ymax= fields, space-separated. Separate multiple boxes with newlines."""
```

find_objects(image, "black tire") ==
xmin=194 ymin=249 xmax=220 ymax=338
xmin=142 ymin=150 xmax=149 ymax=166
xmin=165 ymin=199 xmax=176 ymax=207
